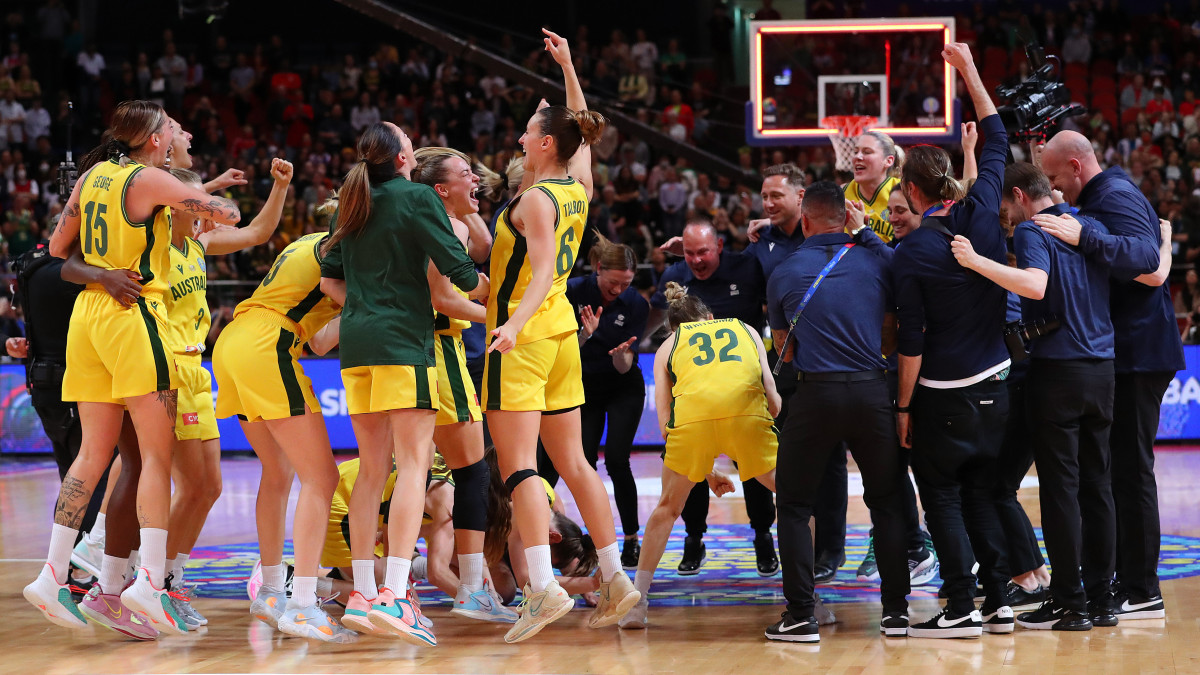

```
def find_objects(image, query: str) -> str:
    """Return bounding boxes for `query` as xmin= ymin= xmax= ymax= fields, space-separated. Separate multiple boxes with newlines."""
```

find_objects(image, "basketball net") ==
xmin=821 ymin=115 xmax=877 ymax=173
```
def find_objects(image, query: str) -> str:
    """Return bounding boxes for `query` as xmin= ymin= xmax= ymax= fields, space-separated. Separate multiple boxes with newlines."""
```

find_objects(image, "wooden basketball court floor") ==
xmin=3 ymin=449 xmax=1200 ymax=674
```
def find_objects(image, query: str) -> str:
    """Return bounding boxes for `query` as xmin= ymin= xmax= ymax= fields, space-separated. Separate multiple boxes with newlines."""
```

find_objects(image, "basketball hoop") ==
xmin=821 ymin=115 xmax=877 ymax=173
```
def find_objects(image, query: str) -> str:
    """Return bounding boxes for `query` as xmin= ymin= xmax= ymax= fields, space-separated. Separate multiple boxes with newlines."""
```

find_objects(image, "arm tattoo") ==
xmin=64 ymin=200 xmax=81 ymax=218
xmin=157 ymin=389 xmax=178 ymax=434
xmin=54 ymin=473 xmax=91 ymax=528
xmin=180 ymin=197 xmax=241 ymax=222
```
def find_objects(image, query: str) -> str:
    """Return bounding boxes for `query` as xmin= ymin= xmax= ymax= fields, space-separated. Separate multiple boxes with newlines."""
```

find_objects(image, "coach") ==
xmin=765 ymin=181 xmax=910 ymax=643
xmin=1037 ymin=130 xmax=1181 ymax=621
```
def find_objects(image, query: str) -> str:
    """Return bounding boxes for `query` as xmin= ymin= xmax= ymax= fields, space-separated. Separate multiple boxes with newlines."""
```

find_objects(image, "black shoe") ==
xmin=979 ymin=596 xmax=1015 ymax=634
xmin=621 ymin=537 xmax=641 ymax=571
xmin=813 ymin=551 xmax=843 ymax=584
xmin=1016 ymin=599 xmax=1092 ymax=631
xmin=754 ymin=532 xmax=779 ymax=577
xmin=1087 ymin=594 xmax=1119 ymax=627
xmin=1112 ymin=591 xmax=1166 ymax=620
xmin=907 ymin=607 xmax=983 ymax=639
xmin=765 ymin=612 xmax=820 ymax=643
xmin=1004 ymin=582 xmax=1047 ymax=611
xmin=677 ymin=536 xmax=706 ymax=575
xmin=879 ymin=612 xmax=909 ymax=637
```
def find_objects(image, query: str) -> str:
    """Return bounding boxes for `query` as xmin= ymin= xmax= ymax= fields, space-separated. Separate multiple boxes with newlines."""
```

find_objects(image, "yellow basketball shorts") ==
xmin=175 ymin=355 xmax=219 ymax=441
xmin=434 ymin=333 xmax=482 ymax=426
xmin=342 ymin=364 xmax=438 ymax=416
xmin=63 ymin=290 xmax=180 ymax=404
xmin=664 ymin=415 xmax=779 ymax=483
xmin=212 ymin=309 xmax=319 ymax=422
xmin=483 ymin=330 xmax=585 ymax=412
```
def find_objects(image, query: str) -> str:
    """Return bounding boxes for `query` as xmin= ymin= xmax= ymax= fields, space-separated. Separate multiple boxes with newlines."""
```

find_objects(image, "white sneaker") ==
xmin=120 ymin=568 xmax=188 ymax=635
xmin=71 ymin=532 xmax=105 ymax=578
xmin=450 ymin=580 xmax=519 ymax=623
xmin=618 ymin=597 xmax=648 ymax=629
xmin=249 ymin=584 xmax=288 ymax=628
xmin=23 ymin=563 xmax=88 ymax=629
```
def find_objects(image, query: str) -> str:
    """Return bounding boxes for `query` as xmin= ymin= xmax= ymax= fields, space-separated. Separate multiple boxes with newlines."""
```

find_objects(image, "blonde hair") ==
xmin=664 ymin=281 xmax=710 ymax=329
xmin=169 ymin=167 xmax=202 ymax=186
xmin=589 ymin=231 xmax=636 ymax=272
xmin=477 ymin=154 xmax=525 ymax=202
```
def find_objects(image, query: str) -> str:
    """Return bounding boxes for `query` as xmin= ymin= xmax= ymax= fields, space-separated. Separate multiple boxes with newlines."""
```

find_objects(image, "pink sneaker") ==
xmin=246 ymin=560 xmax=262 ymax=602
xmin=79 ymin=585 xmax=159 ymax=640
xmin=368 ymin=587 xmax=436 ymax=646
xmin=340 ymin=591 xmax=378 ymax=635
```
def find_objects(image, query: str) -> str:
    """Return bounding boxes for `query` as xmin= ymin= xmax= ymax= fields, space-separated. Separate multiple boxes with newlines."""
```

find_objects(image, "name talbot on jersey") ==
xmin=564 ymin=199 xmax=585 ymax=216
xmin=171 ymin=273 xmax=207 ymax=300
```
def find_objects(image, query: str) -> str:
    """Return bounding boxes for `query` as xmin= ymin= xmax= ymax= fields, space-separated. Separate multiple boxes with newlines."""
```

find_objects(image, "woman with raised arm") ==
xmin=25 ymin=100 xmax=240 ymax=635
xmin=484 ymin=29 xmax=639 ymax=644
xmin=318 ymin=122 xmax=487 ymax=648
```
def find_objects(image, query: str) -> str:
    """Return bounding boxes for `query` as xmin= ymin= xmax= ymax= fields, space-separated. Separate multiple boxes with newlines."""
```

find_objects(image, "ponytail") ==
xmin=664 ymin=281 xmax=710 ymax=330
xmin=574 ymin=109 xmax=605 ymax=146
xmin=901 ymin=144 xmax=965 ymax=205
xmin=477 ymin=155 xmax=526 ymax=202
xmin=321 ymin=122 xmax=403 ymax=256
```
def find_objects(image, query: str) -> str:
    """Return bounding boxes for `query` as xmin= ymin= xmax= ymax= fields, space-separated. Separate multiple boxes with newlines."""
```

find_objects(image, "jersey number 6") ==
xmin=689 ymin=328 xmax=742 ymax=366
xmin=556 ymin=227 xmax=577 ymax=275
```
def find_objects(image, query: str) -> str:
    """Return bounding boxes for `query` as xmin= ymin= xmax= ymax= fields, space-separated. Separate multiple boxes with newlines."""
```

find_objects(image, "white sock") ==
xmin=597 ymin=541 xmax=621 ymax=582
xmin=458 ymin=553 xmax=484 ymax=592
xmin=173 ymin=554 xmax=189 ymax=585
xmin=525 ymin=545 xmax=554 ymax=594
xmin=316 ymin=576 xmax=334 ymax=598
xmin=138 ymin=528 xmax=168 ymax=588
xmin=289 ymin=576 xmax=317 ymax=608
xmin=90 ymin=513 xmax=107 ymax=542
xmin=384 ymin=556 xmax=411 ymax=594
xmin=634 ymin=569 xmax=654 ymax=598
xmin=46 ymin=524 xmax=78 ymax=584
xmin=352 ymin=560 xmax=378 ymax=600
xmin=411 ymin=555 xmax=428 ymax=581
xmin=263 ymin=562 xmax=286 ymax=591
xmin=99 ymin=555 xmax=128 ymax=593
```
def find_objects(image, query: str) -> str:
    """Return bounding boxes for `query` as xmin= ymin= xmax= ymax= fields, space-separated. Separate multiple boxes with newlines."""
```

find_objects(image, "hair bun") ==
xmin=574 ymin=110 xmax=607 ymax=146
xmin=664 ymin=281 xmax=688 ymax=305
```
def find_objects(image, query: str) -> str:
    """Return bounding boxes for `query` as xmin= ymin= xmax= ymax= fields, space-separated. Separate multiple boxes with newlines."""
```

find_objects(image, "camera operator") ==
xmin=891 ymin=42 xmax=1012 ymax=638
xmin=952 ymin=162 xmax=1117 ymax=631
xmin=1035 ymin=130 xmax=1181 ymax=621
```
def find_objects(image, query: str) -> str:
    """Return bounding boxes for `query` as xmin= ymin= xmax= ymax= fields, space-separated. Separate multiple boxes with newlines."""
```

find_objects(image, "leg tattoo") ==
xmin=158 ymin=389 xmax=178 ymax=434
xmin=54 ymin=473 xmax=91 ymax=528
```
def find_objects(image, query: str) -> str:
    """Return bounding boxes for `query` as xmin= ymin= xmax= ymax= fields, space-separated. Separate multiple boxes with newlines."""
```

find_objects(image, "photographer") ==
xmin=1036 ymin=130 xmax=1181 ymax=622
xmin=952 ymin=163 xmax=1117 ymax=631
xmin=892 ymin=43 xmax=1012 ymax=638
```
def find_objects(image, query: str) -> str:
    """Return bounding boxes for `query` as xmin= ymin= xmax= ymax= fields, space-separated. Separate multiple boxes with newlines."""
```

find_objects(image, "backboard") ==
xmin=747 ymin=17 xmax=959 ymax=146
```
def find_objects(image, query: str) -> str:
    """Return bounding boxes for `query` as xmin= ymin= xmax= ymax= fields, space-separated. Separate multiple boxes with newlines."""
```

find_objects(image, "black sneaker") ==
xmin=979 ymin=597 xmax=1015 ymax=634
xmin=907 ymin=542 xmax=938 ymax=586
xmin=1087 ymin=594 xmax=1119 ymax=627
xmin=754 ymin=532 xmax=779 ymax=577
xmin=813 ymin=551 xmax=843 ymax=584
xmin=1112 ymin=591 xmax=1165 ymax=620
xmin=1004 ymin=582 xmax=1047 ymax=611
xmin=677 ymin=536 xmax=706 ymax=575
xmin=1016 ymin=599 xmax=1092 ymax=631
xmin=907 ymin=608 xmax=983 ymax=639
xmin=621 ymin=537 xmax=641 ymax=571
xmin=879 ymin=612 xmax=909 ymax=637
xmin=765 ymin=612 xmax=820 ymax=643
xmin=857 ymin=536 xmax=879 ymax=582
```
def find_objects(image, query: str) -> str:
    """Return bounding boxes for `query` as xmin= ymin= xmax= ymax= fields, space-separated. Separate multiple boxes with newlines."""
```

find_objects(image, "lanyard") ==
xmin=922 ymin=200 xmax=955 ymax=218
xmin=772 ymin=243 xmax=855 ymax=376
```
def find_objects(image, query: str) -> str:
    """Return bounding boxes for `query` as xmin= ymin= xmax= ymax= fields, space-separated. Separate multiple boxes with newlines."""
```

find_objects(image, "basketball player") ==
xmin=212 ymin=219 xmax=348 ymax=642
xmin=620 ymin=282 xmax=780 ymax=629
xmin=411 ymin=146 xmax=512 ymax=622
xmin=26 ymin=101 xmax=240 ymax=635
xmin=319 ymin=121 xmax=487 ymax=648
xmin=844 ymin=131 xmax=903 ymax=242
xmin=484 ymin=29 xmax=639 ymax=643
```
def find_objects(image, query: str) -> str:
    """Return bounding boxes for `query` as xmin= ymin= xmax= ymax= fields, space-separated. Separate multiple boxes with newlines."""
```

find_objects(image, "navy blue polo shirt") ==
xmin=1075 ymin=166 xmax=1185 ymax=374
xmin=893 ymin=113 xmax=1010 ymax=383
xmin=767 ymin=230 xmax=892 ymax=373
xmin=568 ymin=274 xmax=649 ymax=376
xmin=651 ymin=250 xmax=765 ymax=329
xmin=1015 ymin=203 xmax=1114 ymax=360
xmin=746 ymin=220 xmax=805 ymax=280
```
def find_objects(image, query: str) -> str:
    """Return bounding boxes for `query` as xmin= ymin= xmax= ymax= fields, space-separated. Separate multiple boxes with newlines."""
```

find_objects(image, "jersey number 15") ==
xmin=83 ymin=201 xmax=109 ymax=256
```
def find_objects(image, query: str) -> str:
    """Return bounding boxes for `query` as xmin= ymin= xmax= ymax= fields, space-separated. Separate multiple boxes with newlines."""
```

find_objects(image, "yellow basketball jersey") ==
xmin=234 ymin=232 xmax=341 ymax=343
xmin=667 ymin=318 xmax=770 ymax=428
xmin=76 ymin=160 xmax=171 ymax=299
xmin=166 ymin=235 xmax=209 ymax=354
xmin=487 ymin=178 xmax=587 ymax=344
xmin=845 ymin=176 xmax=900 ymax=243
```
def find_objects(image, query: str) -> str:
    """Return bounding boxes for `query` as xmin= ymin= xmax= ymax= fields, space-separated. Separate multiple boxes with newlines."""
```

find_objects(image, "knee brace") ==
xmin=504 ymin=468 xmax=539 ymax=495
xmin=451 ymin=458 xmax=489 ymax=532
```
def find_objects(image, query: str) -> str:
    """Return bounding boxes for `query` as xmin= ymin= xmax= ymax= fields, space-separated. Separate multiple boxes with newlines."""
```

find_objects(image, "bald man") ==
xmin=1036 ymin=130 xmax=1182 ymax=622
